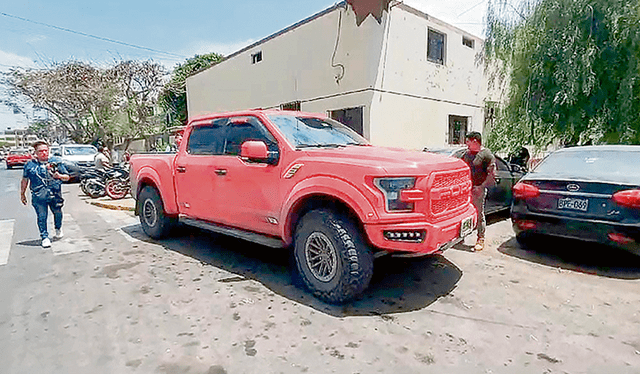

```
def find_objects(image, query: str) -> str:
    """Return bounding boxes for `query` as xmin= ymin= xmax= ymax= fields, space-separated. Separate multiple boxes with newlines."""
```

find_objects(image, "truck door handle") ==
xmin=176 ymin=166 xmax=186 ymax=173
xmin=215 ymin=169 xmax=227 ymax=176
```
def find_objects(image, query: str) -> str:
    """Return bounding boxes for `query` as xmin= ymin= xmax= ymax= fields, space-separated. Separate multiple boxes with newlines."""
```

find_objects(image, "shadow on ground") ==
xmin=497 ymin=235 xmax=640 ymax=280
xmin=453 ymin=210 xmax=511 ymax=252
xmin=16 ymin=239 xmax=43 ymax=247
xmin=120 ymin=224 xmax=462 ymax=317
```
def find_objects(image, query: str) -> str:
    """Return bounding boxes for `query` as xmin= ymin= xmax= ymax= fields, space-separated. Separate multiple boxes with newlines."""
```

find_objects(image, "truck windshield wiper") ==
xmin=296 ymin=143 xmax=345 ymax=149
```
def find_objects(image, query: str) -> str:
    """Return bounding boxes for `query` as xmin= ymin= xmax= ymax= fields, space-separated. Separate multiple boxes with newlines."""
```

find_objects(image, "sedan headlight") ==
xmin=374 ymin=177 xmax=416 ymax=212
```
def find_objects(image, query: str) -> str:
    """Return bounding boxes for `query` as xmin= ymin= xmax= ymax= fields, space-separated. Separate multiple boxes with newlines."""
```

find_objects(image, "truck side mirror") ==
xmin=240 ymin=140 xmax=269 ymax=161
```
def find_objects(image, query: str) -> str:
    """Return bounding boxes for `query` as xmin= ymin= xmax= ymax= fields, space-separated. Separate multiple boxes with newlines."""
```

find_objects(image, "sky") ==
xmin=0 ymin=0 xmax=488 ymax=132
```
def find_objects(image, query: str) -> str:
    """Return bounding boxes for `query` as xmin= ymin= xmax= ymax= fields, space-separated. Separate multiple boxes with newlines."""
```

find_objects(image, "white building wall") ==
xmin=187 ymin=3 xmax=385 ymax=133
xmin=186 ymin=2 xmax=492 ymax=150
xmin=369 ymin=4 xmax=486 ymax=150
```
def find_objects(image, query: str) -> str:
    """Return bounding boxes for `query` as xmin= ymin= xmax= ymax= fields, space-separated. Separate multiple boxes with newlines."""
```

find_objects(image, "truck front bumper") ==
xmin=364 ymin=205 xmax=476 ymax=255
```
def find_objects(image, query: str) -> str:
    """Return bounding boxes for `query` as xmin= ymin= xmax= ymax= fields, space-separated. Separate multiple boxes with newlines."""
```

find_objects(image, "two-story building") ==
xmin=187 ymin=0 xmax=495 ymax=150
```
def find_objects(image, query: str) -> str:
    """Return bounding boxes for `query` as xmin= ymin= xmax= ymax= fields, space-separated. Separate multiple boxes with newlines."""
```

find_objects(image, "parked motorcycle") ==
xmin=79 ymin=164 xmax=129 ymax=199
xmin=80 ymin=168 xmax=106 ymax=198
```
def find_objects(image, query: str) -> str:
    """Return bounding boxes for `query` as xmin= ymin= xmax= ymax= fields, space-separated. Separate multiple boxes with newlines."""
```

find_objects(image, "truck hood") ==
xmin=300 ymin=145 xmax=466 ymax=175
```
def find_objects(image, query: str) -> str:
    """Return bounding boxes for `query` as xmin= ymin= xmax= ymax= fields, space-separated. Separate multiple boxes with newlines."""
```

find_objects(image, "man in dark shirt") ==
xmin=461 ymin=132 xmax=495 ymax=251
xmin=20 ymin=140 xmax=70 ymax=248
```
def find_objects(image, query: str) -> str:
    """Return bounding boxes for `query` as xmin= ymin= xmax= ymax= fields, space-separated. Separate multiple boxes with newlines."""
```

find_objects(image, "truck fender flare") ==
xmin=280 ymin=176 xmax=378 ymax=245
xmin=135 ymin=166 xmax=179 ymax=215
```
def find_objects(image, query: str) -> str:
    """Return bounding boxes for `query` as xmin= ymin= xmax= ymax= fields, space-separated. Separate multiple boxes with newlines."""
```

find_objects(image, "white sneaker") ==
xmin=54 ymin=229 xmax=63 ymax=239
xmin=41 ymin=238 xmax=51 ymax=248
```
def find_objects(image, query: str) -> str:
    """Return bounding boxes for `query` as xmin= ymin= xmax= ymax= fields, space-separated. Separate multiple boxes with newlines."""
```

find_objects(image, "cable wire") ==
xmin=0 ymin=11 xmax=188 ymax=59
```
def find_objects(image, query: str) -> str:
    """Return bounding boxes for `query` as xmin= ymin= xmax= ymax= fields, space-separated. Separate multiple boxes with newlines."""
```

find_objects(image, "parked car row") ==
xmin=4 ymin=144 xmax=98 ymax=181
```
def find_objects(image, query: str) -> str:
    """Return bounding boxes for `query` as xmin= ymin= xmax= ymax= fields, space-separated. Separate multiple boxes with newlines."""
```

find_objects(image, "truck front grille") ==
xmin=429 ymin=169 xmax=471 ymax=216
xmin=432 ymin=169 xmax=468 ymax=189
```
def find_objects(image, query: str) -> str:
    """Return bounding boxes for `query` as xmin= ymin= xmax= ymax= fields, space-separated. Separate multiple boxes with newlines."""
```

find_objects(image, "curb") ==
xmin=88 ymin=200 xmax=135 ymax=212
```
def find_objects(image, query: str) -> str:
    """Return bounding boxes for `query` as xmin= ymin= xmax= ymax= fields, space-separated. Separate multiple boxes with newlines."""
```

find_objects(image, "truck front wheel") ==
xmin=293 ymin=209 xmax=373 ymax=304
xmin=138 ymin=186 xmax=176 ymax=239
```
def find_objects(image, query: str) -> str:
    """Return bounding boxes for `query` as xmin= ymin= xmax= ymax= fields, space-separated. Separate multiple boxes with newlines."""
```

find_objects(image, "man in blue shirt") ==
xmin=20 ymin=140 xmax=70 ymax=248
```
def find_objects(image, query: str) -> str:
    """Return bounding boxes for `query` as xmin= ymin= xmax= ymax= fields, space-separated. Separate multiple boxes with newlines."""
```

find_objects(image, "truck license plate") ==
xmin=460 ymin=216 xmax=473 ymax=238
xmin=558 ymin=197 xmax=588 ymax=212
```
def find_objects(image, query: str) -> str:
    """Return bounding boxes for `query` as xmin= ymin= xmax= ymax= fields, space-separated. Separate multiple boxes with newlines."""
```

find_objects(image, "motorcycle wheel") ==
xmin=106 ymin=179 xmax=129 ymax=200
xmin=80 ymin=180 xmax=90 ymax=196
xmin=86 ymin=181 xmax=106 ymax=198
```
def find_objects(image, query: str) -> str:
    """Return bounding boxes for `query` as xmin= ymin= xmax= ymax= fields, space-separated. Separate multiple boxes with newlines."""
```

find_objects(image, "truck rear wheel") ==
xmin=293 ymin=209 xmax=373 ymax=304
xmin=138 ymin=186 xmax=176 ymax=239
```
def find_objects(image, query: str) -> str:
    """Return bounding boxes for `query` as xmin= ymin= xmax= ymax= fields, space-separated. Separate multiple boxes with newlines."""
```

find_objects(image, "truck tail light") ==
xmin=513 ymin=182 xmax=540 ymax=199
xmin=612 ymin=189 xmax=640 ymax=209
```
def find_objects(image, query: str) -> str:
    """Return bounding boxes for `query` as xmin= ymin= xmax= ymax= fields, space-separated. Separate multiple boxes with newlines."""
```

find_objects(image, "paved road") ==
xmin=1 ymin=163 xmax=639 ymax=373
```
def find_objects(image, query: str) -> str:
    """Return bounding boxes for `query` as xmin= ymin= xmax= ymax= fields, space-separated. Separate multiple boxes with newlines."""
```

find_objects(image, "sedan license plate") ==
xmin=460 ymin=216 xmax=473 ymax=238
xmin=558 ymin=197 xmax=588 ymax=212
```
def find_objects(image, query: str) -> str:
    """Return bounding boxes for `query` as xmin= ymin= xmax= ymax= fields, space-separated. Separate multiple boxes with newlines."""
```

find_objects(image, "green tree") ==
xmin=485 ymin=0 xmax=640 ymax=152
xmin=107 ymin=60 xmax=167 ymax=148
xmin=7 ymin=60 xmax=166 ymax=146
xmin=8 ymin=62 xmax=118 ymax=143
xmin=160 ymin=53 xmax=223 ymax=127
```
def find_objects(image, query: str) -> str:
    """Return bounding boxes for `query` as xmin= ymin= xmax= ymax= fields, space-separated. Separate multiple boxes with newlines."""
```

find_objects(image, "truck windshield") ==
xmin=267 ymin=114 xmax=369 ymax=149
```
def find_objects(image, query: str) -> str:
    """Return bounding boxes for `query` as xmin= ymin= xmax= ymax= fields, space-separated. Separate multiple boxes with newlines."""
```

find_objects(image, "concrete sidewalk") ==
xmin=84 ymin=194 xmax=135 ymax=211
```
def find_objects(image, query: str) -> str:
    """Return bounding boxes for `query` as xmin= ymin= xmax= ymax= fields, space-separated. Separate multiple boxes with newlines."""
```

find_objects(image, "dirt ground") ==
xmin=3 ymin=195 xmax=640 ymax=373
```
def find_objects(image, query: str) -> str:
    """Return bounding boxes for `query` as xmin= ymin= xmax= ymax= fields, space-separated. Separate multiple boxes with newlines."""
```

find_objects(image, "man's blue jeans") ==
xmin=32 ymin=199 xmax=63 ymax=240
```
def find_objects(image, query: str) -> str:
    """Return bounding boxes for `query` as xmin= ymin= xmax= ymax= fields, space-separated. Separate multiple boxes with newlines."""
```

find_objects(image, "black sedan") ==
xmin=511 ymin=145 xmax=640 ymax=256
xmin=424 ymin=146 xmax=526 ymax=214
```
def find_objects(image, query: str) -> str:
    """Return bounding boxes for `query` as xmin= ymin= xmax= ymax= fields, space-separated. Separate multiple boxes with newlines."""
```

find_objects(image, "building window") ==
xmin=251 ymin=51 xmax=262 ymax=64
xmin=448 ymin=115 xmax=468 ymax=145
xmin=427 ymin=29 xmax=445 ymax=64
xmin=280 ymin=101 xmax=301 ymax=111
xmin=462 ymin=36 xmax=474 ymax=49
xmin=329 ymin=107 xmax=364 ymax=136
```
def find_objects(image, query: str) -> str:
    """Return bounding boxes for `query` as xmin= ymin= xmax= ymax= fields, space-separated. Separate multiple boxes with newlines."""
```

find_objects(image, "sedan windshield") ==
xmin=532 ymin=148 xmax=640 ymax=184
xmin=64 ymin=146 xmax=97 ymax=155
xmin=267 ymin=114 xmax=368 ymax=148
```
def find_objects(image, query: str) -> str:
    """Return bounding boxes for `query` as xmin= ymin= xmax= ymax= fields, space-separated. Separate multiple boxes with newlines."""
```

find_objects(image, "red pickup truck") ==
xmin=130 ymin=110 xmax=476 ymax=303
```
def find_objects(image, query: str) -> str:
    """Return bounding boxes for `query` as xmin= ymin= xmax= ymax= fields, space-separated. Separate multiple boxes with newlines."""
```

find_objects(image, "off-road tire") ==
xmin=138 ymin=186 xmax=176 ymax=239
xmin=293 ymin=209 xmax=374 ymax=304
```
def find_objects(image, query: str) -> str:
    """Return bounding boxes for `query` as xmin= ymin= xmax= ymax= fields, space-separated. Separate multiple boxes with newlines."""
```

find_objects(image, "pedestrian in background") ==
xmin=460 ymin=132 xmax=495 ymax=252
xmin=94 ymin=145 xmax=112 ymax=171
xmin=20 ymin=140 xmax=70 ymax=248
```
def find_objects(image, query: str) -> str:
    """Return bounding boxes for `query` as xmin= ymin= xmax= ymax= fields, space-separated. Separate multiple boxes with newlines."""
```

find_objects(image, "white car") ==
xmin=52 ymin=144 xmax=98 ymax=167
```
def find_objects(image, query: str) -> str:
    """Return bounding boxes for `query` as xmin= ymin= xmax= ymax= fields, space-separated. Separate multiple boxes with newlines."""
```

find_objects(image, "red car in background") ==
xmin=5 ymin=149 xmax=33 ymax=169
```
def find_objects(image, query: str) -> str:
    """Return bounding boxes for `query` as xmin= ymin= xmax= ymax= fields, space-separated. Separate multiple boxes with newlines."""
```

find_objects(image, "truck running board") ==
xmin=179 ymin=216 xmax=286 ymax=249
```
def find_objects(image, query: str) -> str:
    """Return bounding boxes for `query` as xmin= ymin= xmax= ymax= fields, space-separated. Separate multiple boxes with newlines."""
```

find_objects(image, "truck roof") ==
xmin=188 ymin=109 xmax=326 ymax=124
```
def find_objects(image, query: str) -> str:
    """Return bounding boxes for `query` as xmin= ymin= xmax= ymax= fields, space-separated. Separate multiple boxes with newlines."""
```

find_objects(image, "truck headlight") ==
xmin=374 ymin=177 xmax=416 ymax=212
